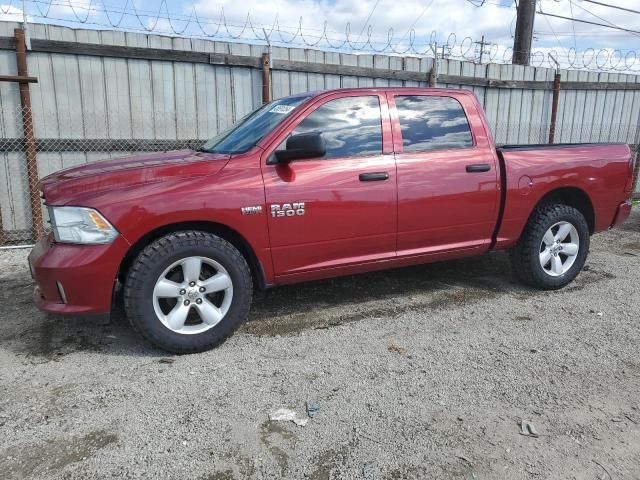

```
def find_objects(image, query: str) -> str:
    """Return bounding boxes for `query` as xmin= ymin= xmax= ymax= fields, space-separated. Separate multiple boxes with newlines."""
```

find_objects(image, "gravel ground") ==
xmin=1 ymin=210 xmax=639 ymax=480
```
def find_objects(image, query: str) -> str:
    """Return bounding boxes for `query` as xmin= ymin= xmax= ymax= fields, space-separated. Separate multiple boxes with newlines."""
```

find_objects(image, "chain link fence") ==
xmin=0 ymin=106 xmax=638 ymax=246
xmin=0 ymin=106 xmax=211 ymax=245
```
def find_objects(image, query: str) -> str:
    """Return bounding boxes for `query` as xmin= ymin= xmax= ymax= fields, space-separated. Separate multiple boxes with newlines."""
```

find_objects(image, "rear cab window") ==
xmin=394 ymin=95 xmax=474 ymax=152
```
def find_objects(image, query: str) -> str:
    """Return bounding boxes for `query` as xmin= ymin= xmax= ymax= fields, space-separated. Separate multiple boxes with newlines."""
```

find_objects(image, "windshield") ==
xmin=200 ymin=95 xmax=311 ymax=154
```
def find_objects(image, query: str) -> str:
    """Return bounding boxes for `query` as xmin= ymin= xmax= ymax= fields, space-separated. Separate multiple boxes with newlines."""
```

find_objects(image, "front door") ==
xmin=262 ymin=93 xmax=397 ymax=277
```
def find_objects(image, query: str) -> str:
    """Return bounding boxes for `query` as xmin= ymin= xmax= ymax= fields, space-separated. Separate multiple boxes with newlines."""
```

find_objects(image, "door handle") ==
xmin=466 ymin=164 xmax=491 ymax=173
xmin=359 ymin=172 xmax=389 ymax=182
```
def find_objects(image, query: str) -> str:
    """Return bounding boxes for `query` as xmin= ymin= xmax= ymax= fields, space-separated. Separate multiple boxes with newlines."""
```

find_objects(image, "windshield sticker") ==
xmin=269 ymin=105 xmax=296 ymax=114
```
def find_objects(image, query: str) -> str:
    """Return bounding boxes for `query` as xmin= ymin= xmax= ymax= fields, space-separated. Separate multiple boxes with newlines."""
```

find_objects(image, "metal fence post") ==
xmin=548 ymin=73 xmax=561 ymax=144
xmin=548 ymin=54 xmax=561 ymax=144
xmin=14 ymin=28 xmax=43 ymax=241
xmin=262 ymin=52 xmax=271 ymax=104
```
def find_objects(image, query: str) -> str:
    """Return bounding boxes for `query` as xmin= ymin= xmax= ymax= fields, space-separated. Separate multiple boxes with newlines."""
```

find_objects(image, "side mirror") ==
xmin=269 ymin=132 xmax=326 ymax=164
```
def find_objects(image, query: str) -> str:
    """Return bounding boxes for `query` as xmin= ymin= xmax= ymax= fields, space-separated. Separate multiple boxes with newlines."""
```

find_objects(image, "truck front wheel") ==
xmin=124 ymin=231 xmax=252 ymax=353
xmin=511 ymin=204 xmax=590 ymax=290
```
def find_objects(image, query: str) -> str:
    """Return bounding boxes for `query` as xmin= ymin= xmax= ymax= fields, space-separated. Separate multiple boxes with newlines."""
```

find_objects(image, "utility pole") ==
xmin=474 ymin=35 xmax=490 ymax=64
xmin=512 ymin=0 xmax=536 ymax=65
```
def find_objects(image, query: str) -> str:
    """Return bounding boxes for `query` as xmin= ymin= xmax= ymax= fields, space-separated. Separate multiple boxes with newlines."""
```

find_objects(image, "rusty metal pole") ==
xmin=548 ymin=72 xmax=561 ymax=144
xmin=261 ymin=52 xmax=271 ymax=104
xmin=14 ymin=28 xmax=42 ymax=241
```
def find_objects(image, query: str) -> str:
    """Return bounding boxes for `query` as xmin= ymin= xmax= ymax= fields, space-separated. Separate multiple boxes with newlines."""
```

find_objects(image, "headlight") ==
xmin=48 ymin=206 xmax=119 ymax=244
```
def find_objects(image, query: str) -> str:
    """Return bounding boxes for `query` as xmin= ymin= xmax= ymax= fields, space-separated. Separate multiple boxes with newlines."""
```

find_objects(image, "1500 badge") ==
xmin=271 ymin=202 xmax=305 ymax=217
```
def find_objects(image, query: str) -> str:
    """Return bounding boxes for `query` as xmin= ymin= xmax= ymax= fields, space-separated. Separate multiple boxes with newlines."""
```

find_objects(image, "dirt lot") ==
xmin=1 ymin=211 xmax=639 ymax=480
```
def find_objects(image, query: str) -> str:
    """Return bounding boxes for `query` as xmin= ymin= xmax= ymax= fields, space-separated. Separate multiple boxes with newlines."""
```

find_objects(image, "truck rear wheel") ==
xmin=124 ymin=231 xmax=252 ymax=353
xmin=511 ymin=204 xmax=590 ymax=290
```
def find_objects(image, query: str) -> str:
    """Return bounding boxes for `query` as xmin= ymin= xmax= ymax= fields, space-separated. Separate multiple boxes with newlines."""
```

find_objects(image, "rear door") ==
xmin=389 ymin=91 xmax=500 ymax=256
xmin=262 ymin=93 xmax=397 ymax=277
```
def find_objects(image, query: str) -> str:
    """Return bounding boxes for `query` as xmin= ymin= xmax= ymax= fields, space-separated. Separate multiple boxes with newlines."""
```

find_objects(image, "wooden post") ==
xmin=548 ymin=72 xmax=561 ymax=144
xmin=14 ymin=28 xmax=43 ymax=241
xmin=512 ymin=0 xmax=535 ymax=66
xmin=261 ymin=52 xmax=271 ymax=104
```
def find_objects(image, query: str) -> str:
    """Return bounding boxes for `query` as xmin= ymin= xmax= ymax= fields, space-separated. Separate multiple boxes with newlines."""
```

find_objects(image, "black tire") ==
xmin=124 ymin=231 xmax=252 ymax=354
xmin=511 ymin=203 xmax=590 ymax=290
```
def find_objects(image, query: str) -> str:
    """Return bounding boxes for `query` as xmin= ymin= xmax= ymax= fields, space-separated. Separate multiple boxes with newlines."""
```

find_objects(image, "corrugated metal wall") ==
xmin=0 ymin=21 xmax=639 ymax=235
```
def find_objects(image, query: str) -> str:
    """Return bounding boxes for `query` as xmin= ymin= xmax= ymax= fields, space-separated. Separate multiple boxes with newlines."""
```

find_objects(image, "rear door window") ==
xmin=395 ymin=96 xmax=473 ymax=152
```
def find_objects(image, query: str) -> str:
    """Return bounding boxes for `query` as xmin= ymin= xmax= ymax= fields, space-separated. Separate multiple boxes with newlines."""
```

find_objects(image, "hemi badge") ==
xmin=241 ymin=206 xmax=263 ymax=215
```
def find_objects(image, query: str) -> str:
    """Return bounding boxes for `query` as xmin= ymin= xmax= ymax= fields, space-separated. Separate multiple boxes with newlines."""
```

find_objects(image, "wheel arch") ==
xmin=529 ymin=186 xmax=595 ymax=234
xmin=117 ymin=221 xmax=267 ymax=291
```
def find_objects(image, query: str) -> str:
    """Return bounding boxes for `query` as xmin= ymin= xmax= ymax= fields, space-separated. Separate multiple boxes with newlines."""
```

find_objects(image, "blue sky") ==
xmin=1 ymin=0 xmax=639 ymax=66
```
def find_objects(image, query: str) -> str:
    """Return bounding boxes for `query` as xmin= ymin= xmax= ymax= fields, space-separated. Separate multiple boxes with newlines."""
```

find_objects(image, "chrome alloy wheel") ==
xmin=539 ymin=221 xmax=580 ymax=277
xmin=152 ymin=256 xmax=233 ymax=334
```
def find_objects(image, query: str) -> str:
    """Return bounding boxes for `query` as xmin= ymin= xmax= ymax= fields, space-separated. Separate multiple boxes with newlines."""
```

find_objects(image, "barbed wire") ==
xmin=0 ymin=0 xmax=639 ymax=72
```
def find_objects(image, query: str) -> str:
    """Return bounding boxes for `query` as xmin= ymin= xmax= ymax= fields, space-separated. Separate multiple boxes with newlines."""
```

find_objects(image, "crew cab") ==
xmin=29 ymin=87 xmax=635 ymax=353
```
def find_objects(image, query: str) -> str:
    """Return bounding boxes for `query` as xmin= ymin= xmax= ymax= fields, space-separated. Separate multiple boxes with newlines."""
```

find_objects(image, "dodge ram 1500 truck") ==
xmin=29 ymin=87 xmax=635 ymax=353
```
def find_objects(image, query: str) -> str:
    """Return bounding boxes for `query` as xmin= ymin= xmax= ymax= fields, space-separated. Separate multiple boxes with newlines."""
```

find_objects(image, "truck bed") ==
xmin=493 ymin=142 xmax=633 ymax=249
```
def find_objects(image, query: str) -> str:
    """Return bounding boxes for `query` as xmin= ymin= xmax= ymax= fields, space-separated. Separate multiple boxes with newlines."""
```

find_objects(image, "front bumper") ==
xmin=612 ymin=200 xmax=633 ymax=227
xmin=28 ymin=234 xmax=129 ymax=316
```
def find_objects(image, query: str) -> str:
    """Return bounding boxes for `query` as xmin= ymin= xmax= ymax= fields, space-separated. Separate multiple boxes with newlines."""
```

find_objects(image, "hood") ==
xmin=40 ymin=150 xmax=230 ymax=205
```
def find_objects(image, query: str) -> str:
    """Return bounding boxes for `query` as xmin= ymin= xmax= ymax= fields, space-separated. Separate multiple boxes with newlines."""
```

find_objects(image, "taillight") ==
xmin=626 ymin=153 xmax=638 ymax=195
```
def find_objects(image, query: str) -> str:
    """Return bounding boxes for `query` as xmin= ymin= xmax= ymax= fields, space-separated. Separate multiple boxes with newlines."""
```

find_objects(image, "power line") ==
xmin=535 ymin=30 xmax=635 ymax=36
xmin=354 ymin=0 xmax=381 ymax=43
xmin=541 ymin=4 xmax=568 ymax=52
xmin=568 ymin=0 xmax=578 ymax=50
xmin=569 ymin=0 xmax=640 ymax=38
xmin=464 ymin=0 xmax=515 ymax=7
xmin=580 ymin=0 xmax=640 ymax=15
xmin=397 ymin=0 xmax=437 ymax=44
xmin=537 ymin=10 xmax=640 ymax=35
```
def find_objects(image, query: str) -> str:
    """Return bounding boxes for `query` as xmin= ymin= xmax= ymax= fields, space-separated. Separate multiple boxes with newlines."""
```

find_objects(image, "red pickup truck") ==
xmin=29 ymin=87 xmax=635 ymax=353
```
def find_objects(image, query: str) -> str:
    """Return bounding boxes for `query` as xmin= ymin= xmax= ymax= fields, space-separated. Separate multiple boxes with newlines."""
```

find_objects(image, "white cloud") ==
xmin=534 ymin=0 xmax=640 ymax=51
xmin=4 ymin=0 xmax=638 ymax=68
xmin=187 ymin=0 xmax=640 ymax=58
xmin=0 ymin=5 xmax=26 ymax=22
xmin=47 ymin=0 xmax=99 ymax=20
xmin=190 ymin=0 xmax=513 ymax=46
